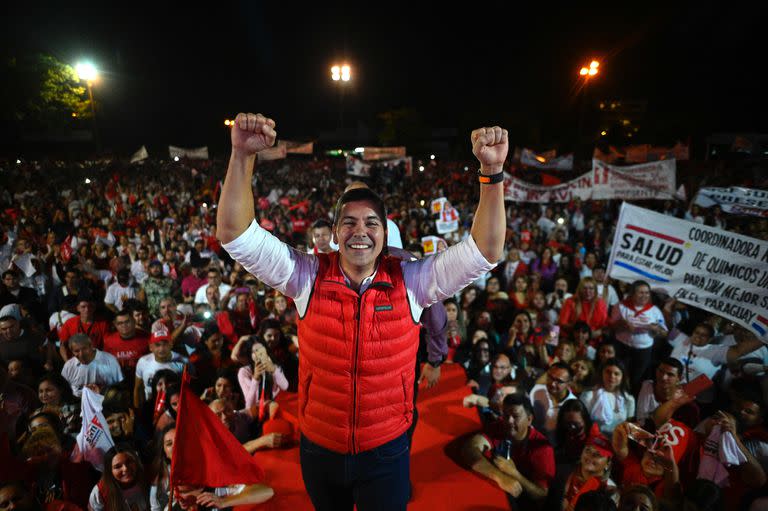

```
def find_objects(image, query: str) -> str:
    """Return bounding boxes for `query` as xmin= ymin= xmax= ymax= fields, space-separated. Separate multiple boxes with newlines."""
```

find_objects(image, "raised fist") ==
xmin=231 ymin=113 xmax=277 ymax=156
xmin=471 ymin=126 xmax=508 ymax=174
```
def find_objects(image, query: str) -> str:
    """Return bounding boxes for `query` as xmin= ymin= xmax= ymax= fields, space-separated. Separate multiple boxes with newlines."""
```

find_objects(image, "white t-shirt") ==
xmin=613 ymin=303 xmax=667 ymax=349
xmin=104 ymin=282 xmax=138 ymax=311
xmin=89 ymin=483 xmax=148 ymax=511
xmin=669 ymin=332 xmax=729 ymax=381
xmin=61 ymin=350 xmax=124 ymax=398
xmin=49 ymin=310 xmax=77 ymax=333
xmin=135 ymin=352 xmax=188 ymax=399
xmin=530 ymin=383 xmax=577 ymax=443
xmin=194 ymin=283 xmax=232 ymax=304
xmin=636 ymin=380 xmax=660 ymax=424
xmin=597 ymin=283 xmax=620 ymax=307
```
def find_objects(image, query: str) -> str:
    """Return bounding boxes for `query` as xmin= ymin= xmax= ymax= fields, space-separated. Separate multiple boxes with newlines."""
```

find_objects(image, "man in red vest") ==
xmin=217 ymin=112 xmax=507 ymax=510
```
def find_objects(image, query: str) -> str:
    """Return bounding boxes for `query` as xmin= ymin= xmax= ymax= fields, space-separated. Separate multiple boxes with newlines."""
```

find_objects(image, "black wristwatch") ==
xmin=427 ymin=357 xmax=445 ymax=369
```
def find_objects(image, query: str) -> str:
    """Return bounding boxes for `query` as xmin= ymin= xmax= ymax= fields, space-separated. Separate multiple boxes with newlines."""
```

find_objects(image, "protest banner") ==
xmin=421 ymin=236 xmax=447 ymax=256
xmin=345 ymin=155 xmax=372 ymax=177
xmin=284 ymin=140 xmax=314 ymax=154
xmin=168 ymin=145 xmax=209 ymax=160
xmin=503 ymin=172 xmax=592 ymax=203
xmin=591 ymin=159 xmax=676 ymax=200
xmin=607 ymin=203 xmax=768 ymax=340
xmin=130 ymin=145 xmax=149 ymax=163
xmin=360 ymin=146 xmax=406 ymax=161
xmin=694 ymin=187 xmax=768 ymax=218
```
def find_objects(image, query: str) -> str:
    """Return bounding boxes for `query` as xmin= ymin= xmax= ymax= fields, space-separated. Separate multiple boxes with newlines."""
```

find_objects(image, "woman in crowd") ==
xmin=581 ymin=358 xmax=636 ymax=436
xmin=34 ymin=372 xmax=81 ymax=437
xmin=443 ymin=298 xmax=466 ymax=361
xmin=237 ymin=340 xmax=288 ymax=409
xmin=554 ymin=399 xmax=595 ymax=469
xmin=560 ymin=429 xmax=617 ymax=511
xmin=189 ymin=323 xmax=234 ymax=392
xmin=611 ymin=280 xmax=668 ymax=393
xmin=149 ymin=424 xmax=175 ymax=511
xmin=509 ymin=275 xmax=530 ymax=311
xmin=530 ymin=246 xmax=558 ymax=293
xmin=88 ymin=446 xmax=149 ymax=511
xmin=559 ymin=277 xmax=608 ymax=341
xmin=570 ymin=357 xmax=595 ymax=396
xmin=498 ymin=247 xmax=528 ymax=292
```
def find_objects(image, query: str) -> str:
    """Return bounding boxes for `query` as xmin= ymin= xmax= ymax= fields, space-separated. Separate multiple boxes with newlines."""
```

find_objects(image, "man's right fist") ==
xmin=231 ymin=113 xmax=277 ymax=156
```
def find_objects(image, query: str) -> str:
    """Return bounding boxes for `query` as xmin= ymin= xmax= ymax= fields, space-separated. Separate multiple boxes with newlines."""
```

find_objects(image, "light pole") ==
xmin=576 ymin=60 xmax=599 ymax=161
xmin=331 ymin=64 xmax=351 ymax=131
xmin=75 ymin=62 xmax=99 ymax=150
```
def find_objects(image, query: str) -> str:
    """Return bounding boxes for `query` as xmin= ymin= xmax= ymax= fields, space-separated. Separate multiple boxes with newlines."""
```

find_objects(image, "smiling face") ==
xmin=111 ymin=452 xmax=138 ymax=487
xmin=333 ymin=200 xmax=386 ymax=277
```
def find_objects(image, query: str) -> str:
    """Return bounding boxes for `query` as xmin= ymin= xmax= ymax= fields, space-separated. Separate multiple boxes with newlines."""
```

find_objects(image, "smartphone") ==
xmin=682 ymin=374 xmax=713 ymax=397
xmin=546 ymin=326 xmax=560 ymax=346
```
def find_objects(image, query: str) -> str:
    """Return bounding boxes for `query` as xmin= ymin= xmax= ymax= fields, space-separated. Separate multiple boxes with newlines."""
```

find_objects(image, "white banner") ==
xmin=591 ymin=159 xmax=676 ymax=200
xmin=607 ymin=203 xmax=768 ymax=340
xmin=346 ymin=155 xmax=372 ymax=177
xmin=694 ymin=187 xmax=768 ymax=218
xmin=520 ymin=148 xmax=573 ymax=170
xmin=430 ymin=197 xmax=460 ymax=234
xmin=72 ymin=387 xmax=115 ymax=471
xmin=504 ymin=172 xmax=592 ymax=203
xmin=169 ymin=145 xmax=209 ymax=160
xmin=257 ymin=142 xmax=287 ymax=161
xmin=130 ymin=145 xmax=148 ymax=163
xmin=361 ymin=146 xmax=406 ymax=161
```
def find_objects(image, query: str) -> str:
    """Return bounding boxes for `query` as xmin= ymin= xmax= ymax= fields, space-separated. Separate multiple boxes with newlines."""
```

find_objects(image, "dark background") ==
xmin=2 ymin=2 xmax=765 ymax=157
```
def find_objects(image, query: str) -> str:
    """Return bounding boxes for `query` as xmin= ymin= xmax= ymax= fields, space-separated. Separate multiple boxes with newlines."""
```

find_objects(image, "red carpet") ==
xmin=247 ymin=364 xmax=509 ymax=510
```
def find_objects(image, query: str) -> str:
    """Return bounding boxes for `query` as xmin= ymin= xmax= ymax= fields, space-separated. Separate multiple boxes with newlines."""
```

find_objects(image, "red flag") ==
xmin=61 ymin=236 xmax=73 ymax=264
xmin=153 ymin=389 xmax=166 ymax=425
xmin=170 ymin=380 xmax=264 ymax=487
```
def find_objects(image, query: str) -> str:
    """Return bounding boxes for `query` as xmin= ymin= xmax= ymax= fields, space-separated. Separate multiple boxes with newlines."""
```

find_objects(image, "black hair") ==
xmin=656 ymin=357 xmax=684 ymax=378
xmin=501 ymin=393 xmax=534 ymax=417
xmin=573 ymin=489 xmax=617 ymax=511
xmin=549 ymin=361 xmax=575 ymax=380
xmin=311 ymin=219 xmax=332 ymax=230
xmin=332 ymin=188 xmax=388 ymax=253
xmin=555 ymin=398 xmax=594 ymax=448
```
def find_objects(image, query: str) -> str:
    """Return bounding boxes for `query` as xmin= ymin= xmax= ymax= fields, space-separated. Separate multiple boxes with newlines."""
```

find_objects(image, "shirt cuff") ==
xmin=465 ymin=233 xmax=499 ymax=269
xmin=221 ymin=219 xmax=261 ymax=254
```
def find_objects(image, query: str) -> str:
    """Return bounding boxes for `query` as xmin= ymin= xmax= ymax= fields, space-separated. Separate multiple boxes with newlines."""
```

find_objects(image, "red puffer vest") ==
xmin=297 ymin=251 xmax=420 ymax=453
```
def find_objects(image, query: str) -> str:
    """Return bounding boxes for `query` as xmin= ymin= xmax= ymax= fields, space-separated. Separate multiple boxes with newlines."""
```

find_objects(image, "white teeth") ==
xmin=350 ymin=244 xmax=369 ymax=249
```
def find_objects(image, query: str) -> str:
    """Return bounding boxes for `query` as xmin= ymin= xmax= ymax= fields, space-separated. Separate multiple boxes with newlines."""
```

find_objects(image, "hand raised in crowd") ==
xmin=231 ymin=113 xmax=277 ymax=156
xmin=471 ymin=126 xmax=508 ymax=173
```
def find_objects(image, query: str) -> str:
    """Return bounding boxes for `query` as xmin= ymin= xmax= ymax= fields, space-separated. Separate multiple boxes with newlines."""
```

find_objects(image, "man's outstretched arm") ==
xmin=217 ymin=112 xmax=277 ymax=244
xmin=469 ymin=126 xmax=508 ymax=264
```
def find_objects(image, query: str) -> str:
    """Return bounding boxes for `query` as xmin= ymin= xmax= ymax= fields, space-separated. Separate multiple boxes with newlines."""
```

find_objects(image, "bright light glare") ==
xmin=590 ymin=61 xmax=599 ymax=69
xmin=579 ymin=67 xmax=588 ymax=76
xmin=224 ymin=120 xmax=231 ymax=126
xmin=174 ymin=156 xmax=180 ymax=162
xmin=331 ymin=65 xmax=341 ymax=81
xmin=588 ymin=68 xmax=598 ymax=76
xmin=341 ymin=65 xmax=351 ymax=82
xmin=84 ymin=178 xmax=91 ymax=184
xmin=601 ymin=131 xmax=607 ymax=136
xmin=418 ymin=166 xmax=425 ymax=172
xmin=430 ymin=154 xmax=435 ymax=160
xmin=464 ymin=166 xmax=469 ymax=171
xmin=16 ymin=159 xmax=21 ymax=164
xmin=75 ymin=62 xmax=97 ymax=81
xmin=557 ymin=217 xmax=565 ymax=225
xmin=354 ymin=147 xmax=364 ymax=153
xmin=535 ymin=156 xmax=546 ymax=163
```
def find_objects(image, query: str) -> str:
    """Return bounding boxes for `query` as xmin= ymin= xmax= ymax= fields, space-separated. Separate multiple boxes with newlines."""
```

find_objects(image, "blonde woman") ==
xmin=558 ymin=277 xmax=608 ymax=340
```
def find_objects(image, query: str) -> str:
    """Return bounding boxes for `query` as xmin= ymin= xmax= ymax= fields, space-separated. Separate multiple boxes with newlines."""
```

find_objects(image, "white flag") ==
xmin=72 ymin=387 xmax=115 ymax=471
xmin=130 ymin=145 xmax=149 ymax=163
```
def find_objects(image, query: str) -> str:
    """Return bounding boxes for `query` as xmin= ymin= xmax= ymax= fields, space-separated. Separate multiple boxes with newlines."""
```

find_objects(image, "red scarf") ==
xmin=622 ymin=299 xmax=654 ymax=318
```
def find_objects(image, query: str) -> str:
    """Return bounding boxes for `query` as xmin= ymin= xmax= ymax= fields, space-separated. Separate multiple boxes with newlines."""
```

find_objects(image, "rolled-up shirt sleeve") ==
xmin=403 ymin=234 xmax=496 ymax=317
xmin=221 ymin=219 xmax=317 ymax=313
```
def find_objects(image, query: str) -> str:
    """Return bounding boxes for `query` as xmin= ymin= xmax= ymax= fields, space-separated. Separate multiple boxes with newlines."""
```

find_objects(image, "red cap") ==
xmin=150 ymin=327 xmax=170 ymax=345
xmin=585 ymin=423 xmax=613 ymax=459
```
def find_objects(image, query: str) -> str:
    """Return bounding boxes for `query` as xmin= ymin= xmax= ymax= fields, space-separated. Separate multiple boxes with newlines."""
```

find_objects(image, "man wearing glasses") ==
xmin=529 ymin=362 xmax=577 ymax=443
xmin=194 ymin=267 xmax=232 ymax=305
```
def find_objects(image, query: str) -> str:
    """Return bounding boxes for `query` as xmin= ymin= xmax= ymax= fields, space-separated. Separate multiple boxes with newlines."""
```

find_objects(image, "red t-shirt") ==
xmin=558 ymin=297 xmax=608 ymax=333
xmin=58 ymin=316 xmax=111 ymax=351
xmin=102 ymin=330 xmax=151 ymax=374
xmin=482 ymin=423 xmax=555 ymax=490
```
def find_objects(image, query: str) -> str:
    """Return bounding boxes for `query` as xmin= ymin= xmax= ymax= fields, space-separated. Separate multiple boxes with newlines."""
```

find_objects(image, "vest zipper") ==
xmin=351 ymin=295 xmax=362 ymax=454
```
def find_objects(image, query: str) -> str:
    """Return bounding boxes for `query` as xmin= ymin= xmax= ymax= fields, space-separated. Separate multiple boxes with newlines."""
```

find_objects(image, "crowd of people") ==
xmin=1 ymin=144 xmax=767 ymax=511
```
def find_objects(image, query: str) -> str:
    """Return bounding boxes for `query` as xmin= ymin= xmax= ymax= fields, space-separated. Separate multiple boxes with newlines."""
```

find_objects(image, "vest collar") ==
xmin=323 ymin=252 xmax=394 ymax=291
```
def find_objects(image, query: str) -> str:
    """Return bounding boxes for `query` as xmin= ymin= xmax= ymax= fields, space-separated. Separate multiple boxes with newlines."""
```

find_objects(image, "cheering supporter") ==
xmin=133 ymin=329 xmax=187 ymax=409
xmin=557 ymin=428 xmax=617 ymax=510
xmin=58 ymin=297 xmax=110 ymax=361
xmin=33 ymin=372 xmax=81 ymax=437
xmin=559 ymin=277 xmax=608 ymax=341
xmin=2 ymin=146 xmax=768 ymax=511
xmin=581 ymin=358 xmax=636 ymax=436
xmin=61 ymin=334 xmax=124 ymax=398
xmin=610 ymin=281 xmax=668 ymax=392
xmin=88 ymin=446 xmax=149 ymax=511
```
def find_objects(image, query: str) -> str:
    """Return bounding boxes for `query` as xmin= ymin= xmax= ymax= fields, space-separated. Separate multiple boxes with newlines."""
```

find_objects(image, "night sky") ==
xmin=2 ymin=2 xmax=765 ymax=156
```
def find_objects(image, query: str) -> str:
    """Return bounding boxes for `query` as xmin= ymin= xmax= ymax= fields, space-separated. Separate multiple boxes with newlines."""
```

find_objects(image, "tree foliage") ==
xmin=0 ymin=53 xmax=90 ymax=129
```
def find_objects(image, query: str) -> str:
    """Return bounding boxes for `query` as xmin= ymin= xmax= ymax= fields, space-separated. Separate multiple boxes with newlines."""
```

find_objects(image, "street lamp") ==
xmin=576 ymin=59 xmax=600 ymax=160
xmin=330 ymin=63 xmax=351 ymax=131
xmin=75 ymin=62 xmax=99 ymax=149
